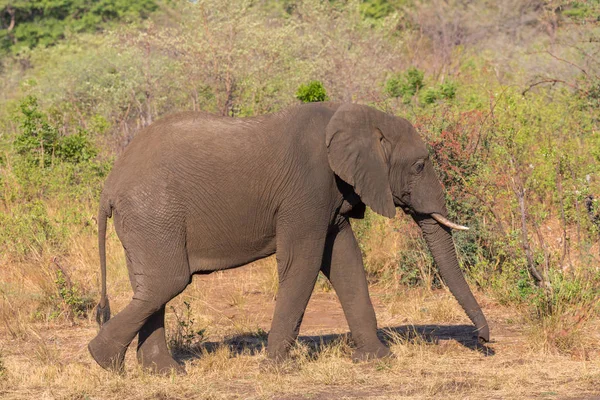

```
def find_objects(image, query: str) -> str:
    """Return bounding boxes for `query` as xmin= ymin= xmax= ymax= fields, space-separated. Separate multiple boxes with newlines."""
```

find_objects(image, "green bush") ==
xmin=50 ymin=269 xmax=94 ymax=320
xmin=169 ymin=301 xmax=206 ymax=353
xmin=438 ymin=80 xmax=457 ymax=100
xmin=13 ymin=95 xmax=98 ymax=167
xmin=55 ymin=129 xmax=97 ymax=164
xmin=0 ymin=0 xmax=158 ymax=54
xmin=13 ymin=95 xmax=60 ymax=167
xmin=396 ymin=235 xmax=440 ymax=288
xmin=296 ymin=80 xmax=329 ymax=103
xmin=416 ymin=81 xmax=457 ymax=104
xmin=360 ymin=0 xmax=405 ymax=20
xmin=0 ymin=94 xmax=109 ymax=262
xmin=385 ymin=67 xmax=424 ymax=102
xmin=421 ymin=87 xmax=439 ymax=104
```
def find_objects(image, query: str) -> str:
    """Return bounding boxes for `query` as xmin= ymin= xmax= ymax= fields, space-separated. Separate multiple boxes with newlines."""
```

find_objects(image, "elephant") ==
xmin=88 ymin=102 xmax=489 ymax=374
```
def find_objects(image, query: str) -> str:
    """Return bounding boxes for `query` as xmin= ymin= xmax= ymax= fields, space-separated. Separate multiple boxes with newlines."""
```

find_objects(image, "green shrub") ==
xmin=438 ymin=80 xmax=457 ymax=100
xmin=55 ymin=129 xmax=97 ymax=164
xmin=385 ymin=67 xmax=424 ymax=102
xmin=50 ymin=269 xmax=94 ymax=321
xmin=169 ymin=301 xmax=206 ymax=353
xmin=561 ymin=1 xmax=600 ymax=22
xmin=419 ymin=81 xmax=457 ymax=105
xmin=0 ymin=95 xmax=109 ymax=263
xmin=13 ymin=96 xmax=60 ymax=167
xmin=360 ymin=0 xmax=403 ymax=20
xmin=296 ymin=80 xmax=329 ymax=103
xmin=13 ymin=95 xmax=98 ymax=167
xmin=0 ymin=0 xmax=158 ymax=54
xmin=421 ymin=87 xmax=439 ymax=104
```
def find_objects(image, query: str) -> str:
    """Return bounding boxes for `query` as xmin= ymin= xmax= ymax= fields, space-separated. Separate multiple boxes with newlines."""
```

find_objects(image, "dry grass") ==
xmin=1 ymin=238 xmax=599 ymax=400
xmin=1 ymin=319 xmax=599 ymax=399
xmin=0 ymin=206 xmax=598 ymax=399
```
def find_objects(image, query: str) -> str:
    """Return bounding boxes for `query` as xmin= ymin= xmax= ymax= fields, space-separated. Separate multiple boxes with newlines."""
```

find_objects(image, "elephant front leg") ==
xmin=321 ymin=219 xmax=392 ymax=361
xmin=267 ymin=235 xmax=325 ymax=360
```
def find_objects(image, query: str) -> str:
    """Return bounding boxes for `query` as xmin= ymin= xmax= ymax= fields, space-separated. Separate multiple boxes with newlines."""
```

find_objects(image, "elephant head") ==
xmin=326 ymin=103 xmax=489 ymax=342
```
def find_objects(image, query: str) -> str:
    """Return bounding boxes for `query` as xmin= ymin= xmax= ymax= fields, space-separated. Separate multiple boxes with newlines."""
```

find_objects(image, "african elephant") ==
xmin=88 ymin=102 xmax=489 ymax=374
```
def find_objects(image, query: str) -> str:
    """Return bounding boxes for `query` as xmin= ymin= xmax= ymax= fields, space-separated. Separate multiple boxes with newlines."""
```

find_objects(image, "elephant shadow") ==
xmin=174 ymin=324 xmax=495 ymax=362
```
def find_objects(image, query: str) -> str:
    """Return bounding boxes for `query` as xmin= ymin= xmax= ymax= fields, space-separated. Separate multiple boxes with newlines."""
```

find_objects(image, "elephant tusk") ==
xmin=431 ymin=213 xmax=469 ymax=231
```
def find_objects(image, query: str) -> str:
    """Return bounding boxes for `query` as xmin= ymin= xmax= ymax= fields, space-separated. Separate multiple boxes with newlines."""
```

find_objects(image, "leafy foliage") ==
xmin=169 ymin=301 xmax=206 ymax=353
xmin=296 ymin=80 xmax=329 ymax=103
xmin=421 ymin=80 xmax=458 ymax=104
xmin=560 ymin=1 xmax=600 ymax=23
xmin=359 ymin=0 xmax=407 ymax=20
xmin=55 ymin=130 xmax=97 ymax=164
xmin=385 ymin=67 xmax=424 ymax=102
xmin=13 ymin=95 xmax=59 ymax=166
xmin=13 ymin=95 xmax=97 ymax=166
xmin=50 ymin=268 xmax=93 ymax=320
xmin=0 ymin=0 xmax=157 ymax=54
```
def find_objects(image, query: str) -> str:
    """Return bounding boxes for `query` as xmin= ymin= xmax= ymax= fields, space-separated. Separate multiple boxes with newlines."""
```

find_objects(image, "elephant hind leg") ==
xmin=89 ymin=244 xmax=190 ymax=373
xmin=137 ymin=305 xmax=186 ymax=374
xmin=88 ymin=275 xmax=190 ymax=373
xmin=125 ymin=260 xmax=186 ymax=375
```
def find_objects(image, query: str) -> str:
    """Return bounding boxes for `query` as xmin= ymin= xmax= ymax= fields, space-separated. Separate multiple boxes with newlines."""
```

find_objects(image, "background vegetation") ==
xmin=0 ymin=0 xmax=599 ymax=398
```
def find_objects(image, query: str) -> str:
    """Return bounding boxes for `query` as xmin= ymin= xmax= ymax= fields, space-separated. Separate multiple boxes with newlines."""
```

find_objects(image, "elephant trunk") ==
xmin=414 ymin=215 xmax=489 ymax=342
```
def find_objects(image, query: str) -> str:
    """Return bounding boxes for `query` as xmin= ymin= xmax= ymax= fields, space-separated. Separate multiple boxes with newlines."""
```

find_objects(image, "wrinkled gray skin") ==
xmin=88 ymin=103 xmax=489 ymax=374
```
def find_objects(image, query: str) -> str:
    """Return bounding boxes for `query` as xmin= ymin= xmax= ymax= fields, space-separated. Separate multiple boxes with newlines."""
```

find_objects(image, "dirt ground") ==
xmin=1 ymin=260 xmax=599 ymax=399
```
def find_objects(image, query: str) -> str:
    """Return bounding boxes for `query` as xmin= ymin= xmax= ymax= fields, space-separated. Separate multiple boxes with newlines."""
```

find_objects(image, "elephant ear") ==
xmin=326 ymin=104 xmax=396 ymax=218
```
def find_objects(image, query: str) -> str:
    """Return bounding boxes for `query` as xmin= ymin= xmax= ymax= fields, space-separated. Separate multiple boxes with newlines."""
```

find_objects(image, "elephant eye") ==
xmin=415 ymin=161 xmax=425 ymax=173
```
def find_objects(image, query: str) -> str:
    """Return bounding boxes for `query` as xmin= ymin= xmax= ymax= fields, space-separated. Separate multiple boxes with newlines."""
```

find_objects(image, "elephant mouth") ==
xmin=393 ymin=194 xmax=410 ymax=211
xmin=396 ymin=204 xmax=470 ymax=231
xmin=393 ymin=196 xmax=469 ymax=231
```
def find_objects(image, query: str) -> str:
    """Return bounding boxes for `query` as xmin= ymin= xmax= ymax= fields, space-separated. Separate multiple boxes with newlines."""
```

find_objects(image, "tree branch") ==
xmin=506 ymin=157 xmax=546 ymax=287
xmin=514 ymin=183 xmax=544 ymax=285
xmin=521 ymin=78 xmax=587 ymax=96
xmin=544 ymin=50 xmax=588 ymax=76
xmin=6 ymin=5 xmax=15 ymax=32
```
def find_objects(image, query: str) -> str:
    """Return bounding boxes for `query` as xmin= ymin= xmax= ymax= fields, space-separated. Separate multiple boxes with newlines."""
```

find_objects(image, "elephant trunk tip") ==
xmin=95 ymin=298 xmax=111 ymax=326
xmin=477 ymin=323 xmax=490 ymax=343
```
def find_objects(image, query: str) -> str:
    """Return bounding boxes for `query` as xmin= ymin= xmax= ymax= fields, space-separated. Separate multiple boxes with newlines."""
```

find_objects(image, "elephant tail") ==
xmin=95 ymin=198 xmax=112 ymax=326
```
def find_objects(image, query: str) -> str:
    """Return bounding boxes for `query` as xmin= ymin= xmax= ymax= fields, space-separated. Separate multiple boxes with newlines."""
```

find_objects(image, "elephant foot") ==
xmin=261 ymin=344 xmax=296 ymax=372
xmin=88 ymin=334 xmax=128 ymax=373
xmin=351 ymin=344 xmax=393 ymax=362
xmin=266 ymin=340 xmax=293 ymax=363
xmin=259 ymin=356 xmax=296 ymax=373
xmin=137 ymin=348 xmax=186 ymax=375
